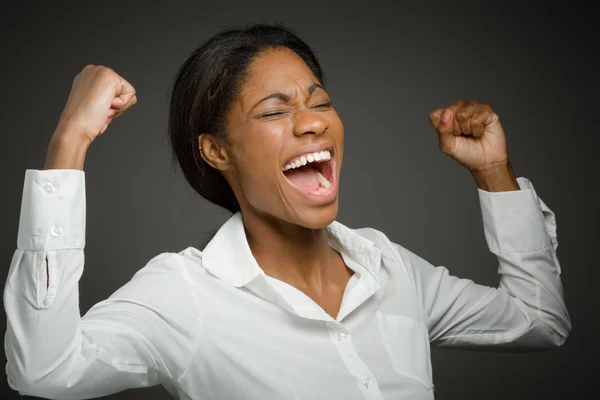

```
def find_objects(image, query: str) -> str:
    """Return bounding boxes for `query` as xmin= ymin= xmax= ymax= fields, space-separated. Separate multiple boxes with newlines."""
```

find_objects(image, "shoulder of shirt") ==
xmin=131 ymin=248 xmax=211 ymax=285
xmin=108 ymin=249 xmax=214 ymax=312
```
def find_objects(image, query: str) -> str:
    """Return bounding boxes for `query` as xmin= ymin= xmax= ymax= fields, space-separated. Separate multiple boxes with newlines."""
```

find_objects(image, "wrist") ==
xmin=471 ymin=161 xmax=519 ymax=192
xmin=44 ymin=133 xmax=90 ymax=171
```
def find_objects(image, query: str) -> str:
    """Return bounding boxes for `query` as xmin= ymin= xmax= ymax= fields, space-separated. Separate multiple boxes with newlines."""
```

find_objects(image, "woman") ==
xmin=4 ymin=24 xmax=570 ymax=399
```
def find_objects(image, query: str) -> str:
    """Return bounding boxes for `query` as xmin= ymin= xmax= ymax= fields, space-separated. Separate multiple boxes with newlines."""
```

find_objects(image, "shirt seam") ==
xmin=437 ymin=320 xmax=547 ymax=341
xmin=79 ymin=347 xmax=150 ymax=369
xmin=532 ymin=259 xmax=569 ymax=346
xmin=81 ymin=318 xmax=160 ymax=371
xmin=375 ymin=230 xmax=430 ymax=324
xmin=16 ymin=246 xmax=84 ymax=251
xmin=175 ymin=325 xmax=203 ymax=384
xmin=490 ymin=243 xmax=552 ymax=255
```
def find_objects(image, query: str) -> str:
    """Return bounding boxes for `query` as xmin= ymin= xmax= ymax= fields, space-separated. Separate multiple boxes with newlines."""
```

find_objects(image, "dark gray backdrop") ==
xmin=1 ymin=1 xmax=597 ymax=399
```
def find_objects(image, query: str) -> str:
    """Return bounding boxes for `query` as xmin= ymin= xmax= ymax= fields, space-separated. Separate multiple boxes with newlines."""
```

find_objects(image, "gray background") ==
xmin=1 ymin=1 xmax=597 ymax=399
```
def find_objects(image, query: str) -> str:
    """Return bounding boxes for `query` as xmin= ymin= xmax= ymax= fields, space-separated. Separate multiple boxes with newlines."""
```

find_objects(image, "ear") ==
xmin=198 ymin=134 xmax=232 ymax=171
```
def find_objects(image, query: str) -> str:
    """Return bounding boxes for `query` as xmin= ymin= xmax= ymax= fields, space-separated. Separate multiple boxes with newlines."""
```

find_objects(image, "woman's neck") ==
xmin=242 ymin=211 xmax=337 ymax=288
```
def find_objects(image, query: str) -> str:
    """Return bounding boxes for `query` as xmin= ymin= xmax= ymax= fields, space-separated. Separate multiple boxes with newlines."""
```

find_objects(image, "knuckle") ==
xmin=97 ymin=68 xmax=120 ymax=88
xmin=98 ymin=66 xmax=114 ymax=77
xmin=457 ymin=111 xmax=469 ymax=121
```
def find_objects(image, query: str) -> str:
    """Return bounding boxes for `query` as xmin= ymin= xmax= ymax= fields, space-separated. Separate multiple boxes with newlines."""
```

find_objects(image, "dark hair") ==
xmin=167 ymin=24 xmax=325 ymax=214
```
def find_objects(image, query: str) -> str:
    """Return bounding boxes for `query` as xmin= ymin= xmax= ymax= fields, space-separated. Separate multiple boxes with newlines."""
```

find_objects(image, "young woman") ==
xmin=4 ymin=24 xmax=570 ymax=399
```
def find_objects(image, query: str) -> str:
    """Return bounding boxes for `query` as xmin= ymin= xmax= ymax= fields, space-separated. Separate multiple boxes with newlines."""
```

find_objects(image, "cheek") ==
xmin=244 ymin=118 xmax=291 ymax=157
xmin=235 ymin=123 xmax=287 ymax=206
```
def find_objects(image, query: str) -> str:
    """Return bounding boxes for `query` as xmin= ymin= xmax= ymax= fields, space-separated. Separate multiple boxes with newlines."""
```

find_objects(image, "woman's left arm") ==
xmin=408 ymin=100 xmax=571 ymax=349
xmin=397 ymin=172 xmax=570 ymax=349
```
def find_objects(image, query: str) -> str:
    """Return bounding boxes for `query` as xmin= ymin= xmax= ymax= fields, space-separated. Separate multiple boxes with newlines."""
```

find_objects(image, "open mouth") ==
xmin=282 ymin=149 xmax=337 ymax=200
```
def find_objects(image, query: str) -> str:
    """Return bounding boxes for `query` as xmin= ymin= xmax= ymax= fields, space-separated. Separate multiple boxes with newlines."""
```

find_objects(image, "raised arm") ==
xmin=3 ymin=67 xmax=197 ymax=398
xmin=398 ymin=99 xmax=571 ymax=349
xmin=397 ymin=175 xmax=570 ymax=349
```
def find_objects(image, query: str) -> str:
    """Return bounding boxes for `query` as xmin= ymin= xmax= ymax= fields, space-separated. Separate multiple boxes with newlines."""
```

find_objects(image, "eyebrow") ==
xmin=248 ymin=83 xmax=324 ymax=113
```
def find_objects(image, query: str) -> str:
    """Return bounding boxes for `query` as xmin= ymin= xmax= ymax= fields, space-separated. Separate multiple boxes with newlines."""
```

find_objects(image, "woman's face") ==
xmin=222 ymin=47 xmax=344 ymax=229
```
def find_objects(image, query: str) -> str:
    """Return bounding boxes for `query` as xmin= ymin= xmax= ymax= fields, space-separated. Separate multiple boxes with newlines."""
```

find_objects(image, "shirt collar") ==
xmin=200 ymin=211 xmax=382 ymax=287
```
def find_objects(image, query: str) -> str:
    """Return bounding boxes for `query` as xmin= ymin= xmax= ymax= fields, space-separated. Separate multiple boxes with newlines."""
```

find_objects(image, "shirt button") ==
xmin=44 ymin=182 xmax=56 ymax=194
xmin=362 ymin=376 xmax=372 ymax=388
xmin=338 ymin=332 xmax=347 ymax=343
xmin=50 ymin=226 xmax=63 ymax=237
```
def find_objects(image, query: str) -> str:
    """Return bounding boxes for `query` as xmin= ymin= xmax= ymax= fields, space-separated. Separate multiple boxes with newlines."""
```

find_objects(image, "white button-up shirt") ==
xmin=4 ymin=169 xmax=571 ymax=400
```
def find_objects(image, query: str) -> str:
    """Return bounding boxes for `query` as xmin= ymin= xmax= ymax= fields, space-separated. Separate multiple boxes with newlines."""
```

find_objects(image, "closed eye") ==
xmin=258 ymin=102 xmax=332 ymax=119
xmin=259 ymin=111 xmax=287 ymax=119
xmin=313 ymin=101 xmax=333 ymax=109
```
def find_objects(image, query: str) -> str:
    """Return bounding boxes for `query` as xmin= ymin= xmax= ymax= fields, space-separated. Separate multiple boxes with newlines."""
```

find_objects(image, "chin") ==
xmin=292 ymin=200 xmax=339 ymax=230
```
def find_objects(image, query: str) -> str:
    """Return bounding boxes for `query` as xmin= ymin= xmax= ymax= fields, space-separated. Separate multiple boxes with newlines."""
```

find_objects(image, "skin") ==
xmin=44 ymin=50 xmax=519 ymax=316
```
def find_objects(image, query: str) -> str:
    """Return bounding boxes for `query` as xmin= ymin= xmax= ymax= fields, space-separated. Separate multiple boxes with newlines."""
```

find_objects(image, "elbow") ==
xmin=548 ymin=327 xmax=570 ymax=348
xmin=543 ymin=311 xmax=572 ymax=349
xmin=6 ymin=364 xmax=63 ymax=399
xmin=556 ymin=317 xmax=572 ymax=348
xmin=7 ymin=368 xmax=41 ymax=398
xmin=7 ymin=371 xmax=47 ymax=399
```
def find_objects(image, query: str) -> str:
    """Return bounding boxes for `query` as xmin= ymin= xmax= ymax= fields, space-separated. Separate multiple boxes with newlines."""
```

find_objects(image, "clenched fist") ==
xmin=45 ymin=65 xmax=137 ymax=170
xmin=55 ymin=65 xmax=137 ymax=145
xmin=429 ymin=100 xmax=508 ymax=173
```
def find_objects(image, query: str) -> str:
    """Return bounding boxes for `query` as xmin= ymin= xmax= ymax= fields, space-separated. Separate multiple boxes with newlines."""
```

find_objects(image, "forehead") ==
xmin=240 ymin=47 xmax=321 ymax=99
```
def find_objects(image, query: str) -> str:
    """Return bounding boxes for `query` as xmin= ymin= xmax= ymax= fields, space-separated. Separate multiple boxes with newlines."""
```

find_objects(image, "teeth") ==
xmin=283 ymin=150 xmax=331 ymax=171
xmin=315 ymin=171 xmax=331 ymax=189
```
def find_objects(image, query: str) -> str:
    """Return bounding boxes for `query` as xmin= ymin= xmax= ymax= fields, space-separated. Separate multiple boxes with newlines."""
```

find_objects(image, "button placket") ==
xmin=326 ymin=322 xmax=382 ymax=398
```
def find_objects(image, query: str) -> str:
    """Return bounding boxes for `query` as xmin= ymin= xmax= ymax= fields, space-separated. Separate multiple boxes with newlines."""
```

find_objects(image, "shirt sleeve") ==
xmin=4 ymin=169 xmax=199 ymax=399
xmin=398 ymin=177 xmax=571 ymax=350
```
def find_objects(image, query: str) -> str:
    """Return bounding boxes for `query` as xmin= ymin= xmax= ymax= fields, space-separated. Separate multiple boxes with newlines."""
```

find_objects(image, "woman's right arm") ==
xmin=4 ymin=67 xmax=198 ymax=399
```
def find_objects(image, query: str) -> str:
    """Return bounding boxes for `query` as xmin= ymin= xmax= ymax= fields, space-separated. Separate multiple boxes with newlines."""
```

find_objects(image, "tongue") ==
xmin=284 ymin=166 xmax=320 ymax=191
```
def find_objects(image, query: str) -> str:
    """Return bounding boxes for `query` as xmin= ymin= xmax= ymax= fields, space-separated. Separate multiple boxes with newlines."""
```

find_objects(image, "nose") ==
xmin=292 ymin=108 xmax=328 ymax=137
